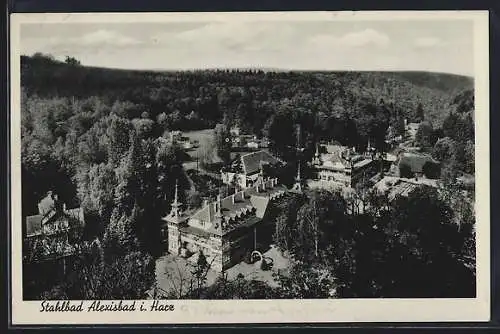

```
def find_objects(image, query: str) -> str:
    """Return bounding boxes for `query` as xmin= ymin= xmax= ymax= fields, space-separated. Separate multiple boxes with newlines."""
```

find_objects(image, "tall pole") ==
xmin=254 ymin=226 xmax=257 ymax=251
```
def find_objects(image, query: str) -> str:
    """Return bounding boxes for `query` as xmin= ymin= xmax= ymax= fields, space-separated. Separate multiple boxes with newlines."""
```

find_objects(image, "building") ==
xmin=161 ymin=177 xmax=287 ymax=271
xmin=311 ymin=144 xmax=378 ymax=189
xmin=221 ymin=150 xmax=282 ymax=189
xmin=23 ymin=191 xmax=85 ymax=265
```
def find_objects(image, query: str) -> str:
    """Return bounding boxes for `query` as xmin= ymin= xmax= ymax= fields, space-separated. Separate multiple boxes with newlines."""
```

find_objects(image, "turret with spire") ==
xmin=163 ymin=179 xmax=188 ymax=226
xmin=170 ymin=179 xmax=182 ymax=218
xmin=292 ymin=160 xmax=303 ymax=193
xmin=312 ymin=143 xmax=321 ymax=166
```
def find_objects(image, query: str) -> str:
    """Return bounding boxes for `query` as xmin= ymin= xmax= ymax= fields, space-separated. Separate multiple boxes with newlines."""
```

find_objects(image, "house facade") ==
xmin=221 ymin=150 xmax=282 ymax=189
xmin=312 ymin=144 xmax=378 ymax=189
xmin=23 ymin=191 xmax=85 ymax=265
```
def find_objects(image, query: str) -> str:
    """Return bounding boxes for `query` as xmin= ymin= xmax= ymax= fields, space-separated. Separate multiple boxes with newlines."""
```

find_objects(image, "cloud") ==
xmin=47 ymin=29 xmax=142 ymax=48
xmin=309 ymin=29 xmax=390 ymax=48
xmin=153 ymin=22 xmax=297 ymax=52
xmin=414 ymin=37 xmax=441 ymax=48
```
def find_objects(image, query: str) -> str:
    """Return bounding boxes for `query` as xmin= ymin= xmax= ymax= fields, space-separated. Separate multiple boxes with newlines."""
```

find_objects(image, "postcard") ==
xmin=9 ymin=10 xmax=490 ymax=325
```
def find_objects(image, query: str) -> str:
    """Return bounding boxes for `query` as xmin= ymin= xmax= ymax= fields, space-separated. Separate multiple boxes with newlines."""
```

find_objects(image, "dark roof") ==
xmin=399 ymin=153 xmax=438 ymax=173
xmin=241 ymin=151 xmax=279 ymax=175
xmin=26 ymin=215 xmax=42 ymax=237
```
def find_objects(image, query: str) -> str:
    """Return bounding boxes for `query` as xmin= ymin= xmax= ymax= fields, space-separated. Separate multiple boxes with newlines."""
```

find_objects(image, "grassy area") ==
xmin=181 ymin=128 xmax=215 ymax=160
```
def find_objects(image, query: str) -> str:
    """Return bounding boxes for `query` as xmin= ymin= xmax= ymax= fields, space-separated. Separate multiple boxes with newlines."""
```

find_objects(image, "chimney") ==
xmin=231 ymin=194 xmax=235 ymax=204
xmin=262 ymin=179 xmax=266 ymax=191
xmin=255 ymin=182 xmax=260 ymax=193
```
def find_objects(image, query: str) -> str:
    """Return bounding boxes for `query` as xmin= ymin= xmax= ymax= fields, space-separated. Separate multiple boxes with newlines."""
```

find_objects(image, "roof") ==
xmin=188 ymin=177 xmax=286 ymax=236
xmin=399 ymin=153 xmax=438 ymax=173
xmin=250 ymin=196 xmax=270 ymax=218
xmin=38 ymin=193 xmax=56 ymax=217
xmin=374 ymin=176 xmax=439 ymax=201
xmin=241 ymin=151 xmax=280 ymax=175
xmin=353 ymin=159 xmax=373 ymax=169
xmin=26 ymin=215 xmax=42 ymax=237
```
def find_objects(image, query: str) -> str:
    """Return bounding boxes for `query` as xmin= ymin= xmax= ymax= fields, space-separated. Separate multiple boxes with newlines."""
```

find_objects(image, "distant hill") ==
xmin=20 ymin=54 xmax=473 ymax=128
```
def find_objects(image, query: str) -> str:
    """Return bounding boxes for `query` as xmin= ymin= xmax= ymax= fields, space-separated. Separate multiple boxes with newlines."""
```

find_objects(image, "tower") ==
xmin=292 ymin=161 xmax=303 ymax=192
xmin=163 ymin=179 xmax=187 ymax=255
xmin=169 ymin=179 xmax=182 ymax=218
xmin=312 ymin=143 xmax=321 ymax=166
xmin=291 ymin=124 xmax=305 ymax=193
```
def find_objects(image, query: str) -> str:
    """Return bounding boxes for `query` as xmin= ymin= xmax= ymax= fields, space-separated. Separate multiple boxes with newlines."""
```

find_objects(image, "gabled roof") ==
xmin=241 ymin=151 xmax=279 ymax=175
xmin=37 ymin=193 xmax=56 ymax=217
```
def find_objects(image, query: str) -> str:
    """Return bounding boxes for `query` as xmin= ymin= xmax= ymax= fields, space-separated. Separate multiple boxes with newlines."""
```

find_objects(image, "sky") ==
xmin=20 ymin=18 xmax=475 ymax=76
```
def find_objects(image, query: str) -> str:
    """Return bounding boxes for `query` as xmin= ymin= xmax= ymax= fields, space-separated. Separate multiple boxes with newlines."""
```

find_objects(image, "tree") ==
xmin=432 ymin=137 xmax=456 ymax=163
xmin=422 ymin=161 xmax=440 ymax=179
xmin=79 ymin=162 xmax=117 ymax=238
xmin=131 ymin=118 xmax=155 ymax=139
xmin=103 ymin=207 xmax=139 ymax=259
xmin=263 ymin=111 xmax=296 ymax=161
xmin=399 ymin=162 xmax=413 ymax=178
xmin=107 ymin=115 xmax=133 ymax=166
xmin=99 ymin=251 xmax=155 ymax=299
xmin=386 ymin=187 xmax=474 ymax=297
xmin=292 ymin=190 xmax=347 ymax=263
xmin=274 ymin=261 xmax=337 ymax=299
xmin=213 ymin=123 xmax=232 ymax=165
xmin=415 ymin=121 xmax=434 ymax=150
xmin=186 ymin=189 xmax=202 ymax=209
xmin=64 ymin=56 xmax=81 ymax=66
xmin=463 ymin=139 xmax=475 ymax=174
xmin=415 ymin=102 xmax=425 ymax=122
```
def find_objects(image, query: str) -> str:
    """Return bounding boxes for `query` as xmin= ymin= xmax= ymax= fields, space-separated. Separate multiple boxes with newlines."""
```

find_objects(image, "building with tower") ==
xmin=310 ymin=143 xmax=378 ymax=189
xmin=161 ymin=175 xmax=287 ymax=272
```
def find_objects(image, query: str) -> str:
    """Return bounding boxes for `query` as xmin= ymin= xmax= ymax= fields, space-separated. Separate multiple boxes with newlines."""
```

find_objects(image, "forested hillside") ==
xmin=20 ymin=53 xmax=475 ymax=216
xmin=21 ymin=54 xmax=472 ymax=132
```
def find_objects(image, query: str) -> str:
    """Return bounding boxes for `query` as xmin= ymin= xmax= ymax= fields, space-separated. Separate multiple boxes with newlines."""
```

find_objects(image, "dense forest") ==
xmin=21 ymin=53 xmax=475 ymax=299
